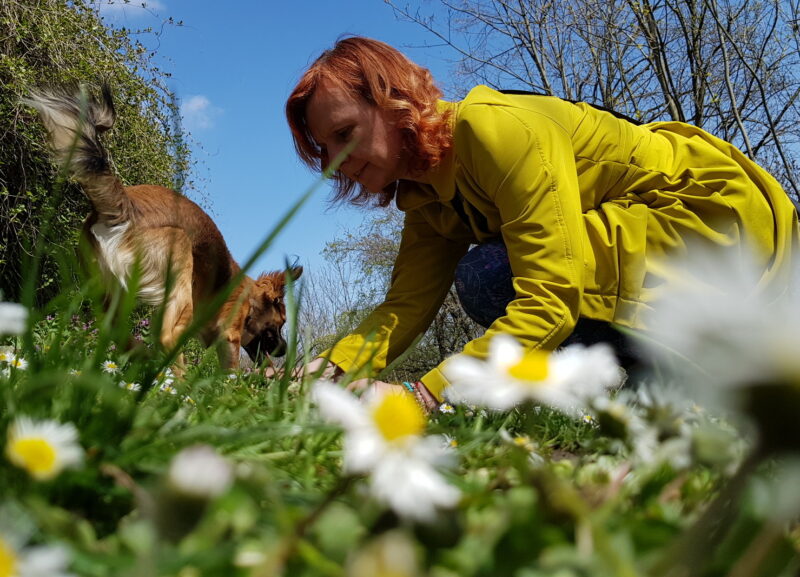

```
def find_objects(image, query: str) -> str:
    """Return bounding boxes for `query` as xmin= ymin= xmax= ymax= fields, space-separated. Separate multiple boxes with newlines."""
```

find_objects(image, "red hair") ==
xmin=286 ymin=36 xmax=452 ymax=207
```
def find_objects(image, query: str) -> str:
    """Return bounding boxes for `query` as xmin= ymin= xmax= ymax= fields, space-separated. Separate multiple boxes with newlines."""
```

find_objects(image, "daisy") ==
xmin=0 ymin=350 xmax=15 ymax=364
xmin=101 ymin=360 xmax=119 ymax=374
xmin=346 ymin=530 xmax=420 ymax=577
xmin=156 ymin=367 xmax=175 ymax=385
xmin=438 ymin=402 xmax=456 ymax=414
xmin=443 ymin=334 xmax=622 ymax=415
xmin=9 ymin=357 xmax=28 ymax=371
xmin=159 ymin=383 xmax=178 ymax=395
xmin=618 ymin=382 xmax=696 ymax=440
xmin=591 ymin=395 xmax=694 ymax=470
xmin=312 ymin=381 xmax=460 ymax=522
xmin=644 ymin=246 xmax=800 ymax=388
xmin=167 ymin=444 xmax=234 ymax=499
xmin=5 ymin=417 xmax=84 ymax=481
xmin=119 ymin=381 xmax=141 ymax=392
xmin=0 ymin=536 xmax=74 ymax=577
xmin=0 ymin=302 xmax=27 ymax=336
xmin=642 ymin=245 xmax=800 ymax=453
xmin=233 ymin=548 xmax=267 ymax=568
xmin=498 ymin=430 xmax=546 ymax=466
xmin=152 ymin=367 xmax=175 ymax=394
xmin=512 ymin=434 xmax=537 ymax=452
xmin=442 ymin=434 xmax=458 ymax=449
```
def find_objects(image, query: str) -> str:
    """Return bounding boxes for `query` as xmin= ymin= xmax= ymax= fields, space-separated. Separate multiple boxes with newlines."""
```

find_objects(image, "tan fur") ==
xmin=25 ymin=85 xmax=301 ymax=373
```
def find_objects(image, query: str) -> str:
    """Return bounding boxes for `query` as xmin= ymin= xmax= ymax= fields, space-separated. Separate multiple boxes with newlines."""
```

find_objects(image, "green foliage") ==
xmin=5 ymin=304 xmax=799 ymax=577
xmin=0 ymin=0 xmax=190 ymax=304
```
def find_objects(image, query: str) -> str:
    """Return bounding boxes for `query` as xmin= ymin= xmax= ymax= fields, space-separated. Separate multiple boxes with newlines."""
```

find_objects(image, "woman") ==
xmin=286 ymin=36 xmax=799 ymax=409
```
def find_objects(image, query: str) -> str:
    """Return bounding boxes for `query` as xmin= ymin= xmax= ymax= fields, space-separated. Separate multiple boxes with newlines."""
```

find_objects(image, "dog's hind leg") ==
xmin=160 ymin=285 xmax=193 ymax=377
xmin=157 ymin=242 xmax=194 ymax=378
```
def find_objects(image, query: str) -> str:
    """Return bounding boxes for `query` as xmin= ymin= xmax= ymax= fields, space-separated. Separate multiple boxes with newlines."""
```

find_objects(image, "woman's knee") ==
xmin=454 ymin=239 xmax=515 ymax=329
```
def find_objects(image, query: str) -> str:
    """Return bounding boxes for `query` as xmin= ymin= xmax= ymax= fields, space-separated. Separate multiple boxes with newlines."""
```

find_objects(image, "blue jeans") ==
xmin=454 ymin=239 xmax=639 ymax=368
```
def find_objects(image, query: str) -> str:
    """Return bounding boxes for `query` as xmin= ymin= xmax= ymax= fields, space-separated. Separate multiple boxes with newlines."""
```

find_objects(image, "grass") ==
xmin=0 ymin=180 xmax=798 ymax=577
xmin=3 ymin=304 xmax=798 ymax=577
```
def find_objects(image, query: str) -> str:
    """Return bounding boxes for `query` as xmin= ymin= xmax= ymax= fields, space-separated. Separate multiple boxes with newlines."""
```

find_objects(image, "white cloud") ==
xmin=180 ymin=95 xmax=223 ymax=132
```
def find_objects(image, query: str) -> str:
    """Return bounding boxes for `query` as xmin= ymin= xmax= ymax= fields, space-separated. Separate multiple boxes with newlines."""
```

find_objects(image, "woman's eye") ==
xmin=336 ymin=128 xmax=352 ymax=141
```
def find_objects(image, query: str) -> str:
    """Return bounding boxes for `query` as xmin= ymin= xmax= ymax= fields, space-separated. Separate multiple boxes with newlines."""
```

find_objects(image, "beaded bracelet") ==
xmin=401 ymin=381 xmax=417 ymax=394
xmin=402 ymin=380 xmax=436 ymax=413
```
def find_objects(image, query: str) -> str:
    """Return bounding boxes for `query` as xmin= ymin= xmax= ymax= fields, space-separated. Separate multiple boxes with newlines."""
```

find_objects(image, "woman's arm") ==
xmin=319 ymin=206 xmax=471 ymax=381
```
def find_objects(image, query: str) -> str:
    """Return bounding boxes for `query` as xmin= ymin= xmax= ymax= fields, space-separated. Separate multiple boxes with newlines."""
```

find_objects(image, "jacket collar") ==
xmin=395 ymin=99 xmax=458 ymax=211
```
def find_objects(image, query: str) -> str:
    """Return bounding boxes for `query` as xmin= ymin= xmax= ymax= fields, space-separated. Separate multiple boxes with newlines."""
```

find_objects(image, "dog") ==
xmin=24 ymin=85 xmax=301 ymax=373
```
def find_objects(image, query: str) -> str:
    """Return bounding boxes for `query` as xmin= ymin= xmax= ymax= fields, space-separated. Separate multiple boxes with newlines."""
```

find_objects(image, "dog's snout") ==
xmin=244 ymin=328 xmax=287 ymax=362
xmin=271 ymin=337 xmax=287 ymax=358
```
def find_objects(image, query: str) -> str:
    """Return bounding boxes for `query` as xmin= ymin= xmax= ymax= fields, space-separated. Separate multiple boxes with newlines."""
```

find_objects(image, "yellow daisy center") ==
xmin=513 ymin=435 xmax=530 ymax=447
xmin=0 ymin=537 xmax=18 ymax=577
xmin=507 ymin=350 xmax=549 ymax=383
xmin=8 ymin=437 xmax=57 ymax=478
xmin=371 ymin=393 xmax=425 ymax=442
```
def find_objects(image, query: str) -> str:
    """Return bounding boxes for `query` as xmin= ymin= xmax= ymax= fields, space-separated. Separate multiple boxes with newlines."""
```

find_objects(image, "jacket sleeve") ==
xmin=422 ymin=102 xmax=585 ymax=399
xmin=321 ymin=206 xmax=471 ymax=380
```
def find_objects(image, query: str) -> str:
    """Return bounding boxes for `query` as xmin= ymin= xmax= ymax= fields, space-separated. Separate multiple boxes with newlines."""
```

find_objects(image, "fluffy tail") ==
xmin=23 ymin=85 xmax=131 ymax=224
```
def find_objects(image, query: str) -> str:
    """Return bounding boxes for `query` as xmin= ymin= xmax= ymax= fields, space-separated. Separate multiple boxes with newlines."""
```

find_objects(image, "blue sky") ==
xmin=96 ymin=0 xmax=460 ymax=276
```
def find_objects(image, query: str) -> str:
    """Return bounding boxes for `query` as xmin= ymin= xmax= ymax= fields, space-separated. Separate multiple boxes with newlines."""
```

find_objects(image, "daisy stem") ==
xmin=651 ymin=449 xmax=765 ymax=577
xmin=274 ymin=475 xmax=355 ymax=566
xmin=725 ymin=521 xmax=789 ymax=577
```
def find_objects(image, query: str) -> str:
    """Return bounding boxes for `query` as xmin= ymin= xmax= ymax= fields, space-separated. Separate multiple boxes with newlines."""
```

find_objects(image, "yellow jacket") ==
xmin=322 ymin=86 xmax=799 ymax=400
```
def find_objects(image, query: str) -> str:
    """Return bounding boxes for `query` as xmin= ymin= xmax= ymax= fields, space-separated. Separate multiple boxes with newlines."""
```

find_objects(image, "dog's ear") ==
xmin=254 ymin=272 xmax=283 ymax=300
xmin=287 ymin=266 xmax=303 ymax=282
xmin=254 ymin=267 xmax=302 ymax=296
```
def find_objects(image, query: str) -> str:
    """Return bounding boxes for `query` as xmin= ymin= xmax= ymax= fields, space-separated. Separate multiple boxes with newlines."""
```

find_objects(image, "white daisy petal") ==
xmin=17 ymin=543 xmax=74 ymax=577
xmin=342 ymin=430 xmax=384 ymax=474
xmin=642 ymin=245 xmax=800 ymax=408
xmin=167 ymin=444 xmax=234 ymax=499
xmin=346 ymin=530 xmax=420 ymax=577
xmin=311 ymin=380 xmax=371 ymax=431
xmin=0 ymin=302 xmax=28 ymax=335
xmin=370 ymin=452 xmax=461 ymax=522
xmin=488 ymin=333 xmax=524 ymax=370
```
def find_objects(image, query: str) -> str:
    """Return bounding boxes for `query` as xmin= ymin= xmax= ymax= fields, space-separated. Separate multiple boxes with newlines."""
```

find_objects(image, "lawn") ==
xmin=1 ymin=249 xmax=799 ymax=577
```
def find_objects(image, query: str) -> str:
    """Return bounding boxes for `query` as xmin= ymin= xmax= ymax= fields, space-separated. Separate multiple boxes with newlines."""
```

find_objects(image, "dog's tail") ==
xmin=23 ymin=85 xmax=132 ymax=224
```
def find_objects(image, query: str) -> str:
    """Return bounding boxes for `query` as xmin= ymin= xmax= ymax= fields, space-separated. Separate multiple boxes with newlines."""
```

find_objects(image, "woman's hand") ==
xmin=265 ymin=361 xmax=438 ymax=413
xmin=302 ymin=357 xmax=344 ymax=380
xmin=263 ymin=357 xmax=344 ymax=381
xmin=345 ymin=378 xmax=395 ymax=394
xmin=348 ymin=378 xmax=439 ymax=413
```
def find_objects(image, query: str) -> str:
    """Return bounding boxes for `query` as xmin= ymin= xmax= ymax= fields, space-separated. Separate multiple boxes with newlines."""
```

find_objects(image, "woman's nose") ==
xmin=327 ymin=144 xmax=350 ymax=168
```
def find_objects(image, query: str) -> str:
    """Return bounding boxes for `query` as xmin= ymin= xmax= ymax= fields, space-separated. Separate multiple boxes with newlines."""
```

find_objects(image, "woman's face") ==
xmin=306 ymin=79 xmax=407 ymax=193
